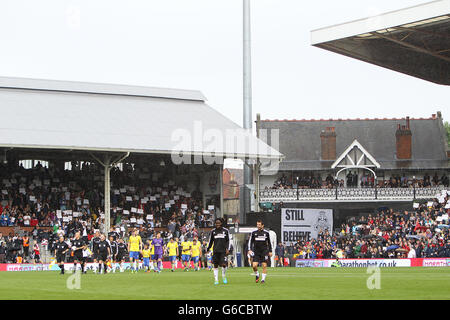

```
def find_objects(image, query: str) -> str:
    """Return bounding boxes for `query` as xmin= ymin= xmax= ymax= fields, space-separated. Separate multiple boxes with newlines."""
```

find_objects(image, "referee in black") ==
xmin=97 ymin=234 xmax=111 ymax=274
xmin=55 ymin=236 xmax=69 ymax=275
xmin=207 ymin=218 xmax=231 ymax=285
xmin=72 ymin=232 xmax=87 ymax=274
xmin=248 ymin=220 xmax=272 ymax=284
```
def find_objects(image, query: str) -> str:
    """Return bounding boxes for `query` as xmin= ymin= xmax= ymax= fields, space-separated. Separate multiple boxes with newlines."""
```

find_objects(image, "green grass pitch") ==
xmin=0 ymin=267 xmax=449 ymax=300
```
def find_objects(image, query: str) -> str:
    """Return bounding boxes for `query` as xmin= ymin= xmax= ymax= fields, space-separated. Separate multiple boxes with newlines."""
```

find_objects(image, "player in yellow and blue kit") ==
xmin=141 ymin=244 xmax=151 ymax=272
xmin=191 ymin=237 xmax=202 ymax=271
xmin=166 ymin=237 xmax=179 ymax=272
xmin=128 ymin=229 xmax=142 ymax=273
xmin=181 ymin=239 xmax=192 ymax=271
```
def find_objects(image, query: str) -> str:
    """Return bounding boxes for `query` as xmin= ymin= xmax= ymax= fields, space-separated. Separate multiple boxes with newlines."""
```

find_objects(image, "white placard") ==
xmin=126 ymin=196 xmax=132 ymax=201
xmin=141 ymin=199 xmax=148 ymax=204
xmin=77 ymin=200 xmax=82 ymax=206
xmin=68 ymin=216 xmax=73 ymax=221
xmin=131 ymin=207 xmax=137 ymax=213
xmin=162 ymin=191 xmax=168 ymax=196
xmin=130 ymin=218 xmax=137 ymax=223
xmin=137 ymin=209 xmax=144 ymax=214
xmin=83 ymin=199 xmax=89 ymax=204
xmin=19 ymin=188 xmax=26 ymax=194
xmin=150 ymin=196 xmax=156 ymax=201
xmin=63 ymin=217 xmax=69 ymax=222
xmin=181 ymin=204 xmax=187 ymax=209
xmin=1 ymin=190 xmax=7 ymax=195
xmin=44 ymin=179 xmax=50 ymax=185
xmin=114 ymin=190 xmax=120 ymax=195
xmin=64 ymin=210 xmax=73 ymax=215
xmin=155 ymin=194 xmax=160 ymax=198
xmin=413 ymin=203 xmax=420 ymax=209
xmin=445 ymin=203 xmax=450 ymax=209
xmin=165 ymin=203 xmax=171 ymax=208
xmin=123 ymin=210 xmax=130 ymax=215
xmin=134 ymin=195 xmax=139 ymax=200
xmin=137 ymin=219 xmax=144 ymax=225
xmin=146 ymin=215 xmax=153 ymax=220
xmin=185 ymin=193 xmax=191 ymax=197
xmin=208 ymin=205 xmax=215 ymax=210
xmin=427 ymin=201 xmax=434 ymax=207
xmin=120 ymin=188 xmax=127 ymax=193
xmin=203 ymin=210 xmax=210 ymax=214
xmin=62 ymin=187 xmax=68 ymax=192
xmin=169 ymin=200 xmax=175 ymax=204
xmin=29 ymin=196 xmax=36 ymax=201
xmin=100 ymin=214 xmax=105 ymax=218
xmin=73 ymin=212 xmax=79 ymax=217
xmin=281 ymin=208 xmax=334 ymax=246
xmin=174 ymin=196 xmax=179 ymax=200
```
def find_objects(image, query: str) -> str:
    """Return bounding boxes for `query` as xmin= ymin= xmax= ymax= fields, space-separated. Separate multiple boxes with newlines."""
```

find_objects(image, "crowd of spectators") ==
xmin=265 ymin=172 xmax=449 ymax=190
xmin=286 ymin=197 xmax=450 ymax=260
xmin=0 ymin=161 xmax=217 ymax=263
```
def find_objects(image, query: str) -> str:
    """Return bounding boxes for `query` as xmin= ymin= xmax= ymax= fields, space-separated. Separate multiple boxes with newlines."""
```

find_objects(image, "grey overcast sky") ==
xmin=1 ymin=0 xmax=448 ymax=130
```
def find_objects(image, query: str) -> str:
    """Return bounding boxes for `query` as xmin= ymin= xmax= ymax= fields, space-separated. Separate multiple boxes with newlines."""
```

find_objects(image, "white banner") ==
xmin=281 ymin=208 xmax=333 ymax=246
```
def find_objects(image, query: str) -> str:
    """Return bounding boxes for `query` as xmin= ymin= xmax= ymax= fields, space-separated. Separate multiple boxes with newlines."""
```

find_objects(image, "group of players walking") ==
xmin=53 ymin=218 xmax=273 ymax=285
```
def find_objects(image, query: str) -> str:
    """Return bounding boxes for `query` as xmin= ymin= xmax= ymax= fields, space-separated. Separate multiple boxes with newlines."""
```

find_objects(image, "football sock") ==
xmin=222 ymin=267 xmax=227 ymax=278
xmin=262 ymin=273 xmax=267 ymax=281
xmin=213 ymin=268 xmax=219 ymax=282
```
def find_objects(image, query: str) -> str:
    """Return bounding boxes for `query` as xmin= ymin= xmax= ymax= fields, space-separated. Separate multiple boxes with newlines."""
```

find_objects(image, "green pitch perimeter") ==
xmin=0 ymin=267 xmax=449 ymax=300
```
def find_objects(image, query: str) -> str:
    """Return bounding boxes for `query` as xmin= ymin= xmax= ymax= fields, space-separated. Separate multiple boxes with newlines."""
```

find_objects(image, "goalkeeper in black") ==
xmin=207 ymin=218 xmax=231 ymax=285
xmin=248 ymin=220 xmax=272 ymax=284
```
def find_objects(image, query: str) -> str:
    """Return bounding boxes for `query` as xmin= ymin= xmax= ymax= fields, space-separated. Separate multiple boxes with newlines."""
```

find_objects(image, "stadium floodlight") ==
xmin=242 ymin=0 xmax=253 ymax=221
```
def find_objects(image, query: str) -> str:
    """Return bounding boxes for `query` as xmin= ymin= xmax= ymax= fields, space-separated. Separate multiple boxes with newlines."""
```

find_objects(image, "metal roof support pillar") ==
xmin=104 ymin=159 xmax=111 ymax=235
xmin=91 ymin=152 xmax=130 ymax=235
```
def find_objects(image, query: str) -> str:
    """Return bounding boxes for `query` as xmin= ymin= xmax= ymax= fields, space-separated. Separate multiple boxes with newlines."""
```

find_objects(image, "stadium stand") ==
xmin=286 ymin=199 xmax=450 ymax=260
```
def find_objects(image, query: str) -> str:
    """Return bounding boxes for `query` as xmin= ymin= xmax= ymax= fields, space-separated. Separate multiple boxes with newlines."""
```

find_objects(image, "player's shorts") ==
xmin=98 ymin=252 xmax=108 ymax=261
xmin=212 ymin=252 xmax=227 ymax=266
xmin=116 ymin=253 xmax=125 ymax=261
xmin=92 ymin=252 xmax=99 ymax=260
xmin=182 ymin=254 xmax=191 ymax=262
xmin=56 ymin=253 xmax=65 ymax=263
xmin=253 ymin=252 xmax=270 ymax=264
xmin=169 ymin=255 xmax=177 ymax=262
xmin=73 ymin=251 xmax=84 ymax=262
xmin=143 ymin=258 xmax=150 ymax=267
xmin=153 ymin=253 xmax=163 ymax=260
xmin=129 ymin=251 xmax=140 ymax=260
xmin=191 ymin=256 xmax=200 ymax=263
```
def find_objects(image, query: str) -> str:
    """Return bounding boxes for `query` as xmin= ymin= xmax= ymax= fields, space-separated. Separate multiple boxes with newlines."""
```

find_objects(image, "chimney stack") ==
xmin=396 ymin=117 xmax=412 ymax=159
xmin=321 ymin=127 xmax=337 ymax=160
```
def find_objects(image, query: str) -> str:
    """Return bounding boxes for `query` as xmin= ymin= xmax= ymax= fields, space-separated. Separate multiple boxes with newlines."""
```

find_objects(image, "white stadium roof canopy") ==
xmin=311 ymin=0 xmax=450 ymax=85
xmin=0 ymin=76 xmax=283 ymax=161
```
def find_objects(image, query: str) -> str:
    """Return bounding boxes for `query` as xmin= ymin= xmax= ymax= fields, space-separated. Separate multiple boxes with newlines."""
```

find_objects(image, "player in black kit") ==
xmin=108 ymin=226 xmax=119 ymax=242
xmin=91 ymin=231 xmax=101 ymax=274
xmin=72 ymin=231 xmax=87 ymax=274
xmin=55 ymin=236 xmax=69 ymax=275
xmin=109 ymin=235 xmax=118 ymax=273
xmin=97 ymin=234 xmax=111 ymax=274
xmin=248 ymin=220 xmax=272 ymax=284
xmin=116 ymin=238 xmax=128 ymax=272
xmin=207 ymin=218 xmax=231 ymax=285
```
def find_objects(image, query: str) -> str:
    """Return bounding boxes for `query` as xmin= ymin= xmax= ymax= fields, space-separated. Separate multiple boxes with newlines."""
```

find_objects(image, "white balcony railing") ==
xmin=259 ymin=187 xmax=445 ymax=202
